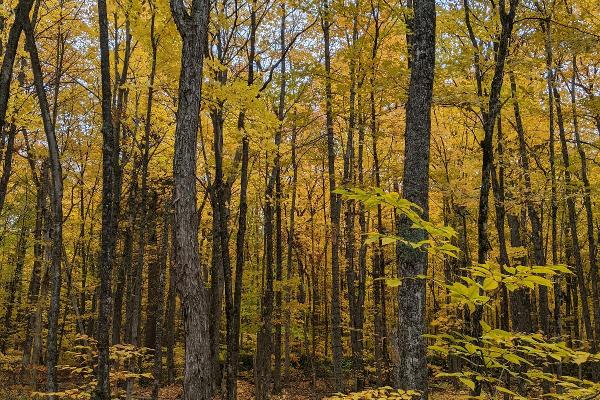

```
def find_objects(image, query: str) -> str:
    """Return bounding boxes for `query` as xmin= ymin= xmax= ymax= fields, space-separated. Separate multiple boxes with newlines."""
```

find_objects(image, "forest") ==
xmin=0 ymin=0 xmax=599 ymax=398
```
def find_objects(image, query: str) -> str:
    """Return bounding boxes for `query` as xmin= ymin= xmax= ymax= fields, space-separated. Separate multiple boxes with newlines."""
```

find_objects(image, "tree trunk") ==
xmin=22 ymin=161 xmax=47 ymax=368
xmin=0 ymin=0 xmax=35 ymax=170
xmin=0 ymin=123 xmax=16 ymax=213
xmin=570 ymin=54 xmax=600 ymax=347
xmin=255 ymin=167 xmax=276 ymax=400
xmin=395 ymin=0 xmax=435 ymax=395
xmin=1 ymin=219 xmax=28 ymax=353
xmin=24 ymin=14 xmax=64 ymax=398
xmin=94 ymin=0 xmax=119 ymax=396
xmin=164 ymin=213 xmax=177 ymax=385
xmin=170 ymin=1 xmax=213 ymax=398
xmin=284 ymin=119 xmax=299 ymax=385
xmin=151 ymin=201 xmax=169 ymax=400
xmin=321 ymin=0 xmax=343 ymax=389
xmin=490 ymin=116 xmax=510 ymax=332
xmin=273 ymin=5 xmax=286 ymax=393
xmin=554 ymin=85 xmax=594 ymax=345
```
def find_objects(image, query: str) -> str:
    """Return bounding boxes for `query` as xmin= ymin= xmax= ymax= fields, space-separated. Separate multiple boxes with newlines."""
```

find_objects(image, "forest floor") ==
xmin=0 ymin=378 xmax=468 ymax=400
xmin=0 ymin=362 xmax=467 ymax=400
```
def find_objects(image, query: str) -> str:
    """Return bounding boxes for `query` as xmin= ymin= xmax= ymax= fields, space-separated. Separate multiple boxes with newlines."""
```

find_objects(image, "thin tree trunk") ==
xmin=321 ymin=0 xmax=343 ymax=389
xmin=343 ymin=7 xmax=360 ymax=391
xmin=0 ymin=123 xmax=16 ymax=213
xmin=151 ymin=201 xmax=169 ymax=400
xmin=354 ymin=102 xmax=367 ymax=390
xmin=369 ymin=5 xmax=386 ymax=381
xmin=273 ymin=5 xmax=286 ymax=393
xmin=94 ymin=0 xmax=119 ymax=396
xmin=570 ymin=54 xmax=600 ymax=347
xmin=1 ymin=219 xmax=28 ymax=352
xmin=255 ymin=166 xmax=276 ymax=400
xmin=490 ymin=116 xmax=510 ymax=332
xmin=508 ymin=72 xmax=538 ymax=333
xmin=24 ymin=15 xmax=64 ymax=398
xmin=22 ymin=161 xmax=46 ymax=369
xmin=164 ymin=213 xmax=177 ymax=385
xmin=284 ymin=120 xmax=298 ymax=385
xmin=111 ymin=14 xmax=133 ymax=347
xmin=143 ymin=0 xmax=160 ymax=352
xmin=554 ymin=85 xmax=594 ymax=345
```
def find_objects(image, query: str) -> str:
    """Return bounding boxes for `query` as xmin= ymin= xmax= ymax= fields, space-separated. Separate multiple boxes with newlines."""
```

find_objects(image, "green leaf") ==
xmin=385 ymin=278 xmax=403 ymax=287
xmin=482 ymin=277 xmax=498 ymax=291
xmin=523 ymin=275 xmax=554 ymax=288
xmin=459 ymin=377 xmax=475 ymax=391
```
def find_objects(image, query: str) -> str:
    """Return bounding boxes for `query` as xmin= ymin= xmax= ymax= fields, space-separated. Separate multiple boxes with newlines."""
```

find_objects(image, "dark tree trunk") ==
xmin=284 ymin=119 xmax=299 ymax=385
xmin=1 ymin=220 xmax=28 ymax=353
xmin=255 ymin=167 xmax=276 ymax=400
xmin=554 ymin=86 xmax=594 ymax=346
xmin=24 ymin=15 xmax=64 ymax=398
xmin=463 ymin=6 xmax=518 ymax=393
xmin=490 ymin=117 xmax=510 ymax=332
xmin=164 ymin=213 xmax=177 ymax=385
xmin=151 ymin=201 xmax=169 ymax=400
xmin=145 ymin=193 xmax=162 ymax=348
xmin=143 ymin=5 xmax=160 ymax=352
xmin=111 ymin=15 xmax=133 ymax=347
xmin=369 ymin=6 xmax=386 ymax=381
xmin=354 ymin=102 xmax=367 ymax=390
xmin=123 ymin=167 xmax=139 ymax=343
xmin=508 ymin=72 xmax=539 ymax=333
xmin=273 ymin=5 xmax=286 ymax=393
xmin=93 ymin=0 xmax=119 ymax=396
xmin=395 ymin=0 xmax=435 ymax=395
xmin=570 ymin=55 xmax=600 ymax=346
xmin=226 ymin=3 xmax=255 ymax=398
xmin=22 ymin=161 xmax=46 ymax=368
xmin=0 ymin=0 xmax=34 ymax=168
xmin=541 ymin=19 xmax=561 ymax=338
xmin=321 ymin=0 xmax=343 ymax=389
xmin=342 ymin=8 xmax=362 ymax=391
xmin=0 ymin=123 xmax=16 ymax=213
xmin=170 ymin=1 xmax=213 ymax=398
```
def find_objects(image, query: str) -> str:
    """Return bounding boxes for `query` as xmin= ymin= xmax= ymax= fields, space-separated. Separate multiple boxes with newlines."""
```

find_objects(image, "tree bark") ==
xmin=151 ymin=201 xmax=169 ymax=400
xmin=170 ymin=0 xmax=213 ymax=398
xmin=24 ymin=15 xmax=64 ymax=398
xmin=0 ymin=0 xmax=35 ymax=169
xmin=569 ymin=54 xmax=600 ymax=347
xmin=22 ymin=159 xmax=46 ymax=368
xmin=321 ymin=0 xmax=343 ymax=389
xmin=395 ymin=0 xmax=435 ymax=395
xmin=1 ymin=218 xmax=28 ymax=353
xmin=554 ymin=85 xmax=594 ymax=346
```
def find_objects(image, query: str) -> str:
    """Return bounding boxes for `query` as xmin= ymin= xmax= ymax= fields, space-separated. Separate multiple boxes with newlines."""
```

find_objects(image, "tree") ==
xmin=170 ymin=0 xmax=212 ymax=398
xmin=93 ymin=0 xmax=119 ymax=397
xmin=395 ymin=0 xmax=436 ymax=395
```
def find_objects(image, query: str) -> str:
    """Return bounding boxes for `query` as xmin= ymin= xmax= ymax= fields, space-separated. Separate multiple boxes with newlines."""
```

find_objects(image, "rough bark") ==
xmin=94 ymin=0 xmax=119 ymax=396
xmin=170 ymin=0 xmax=213 ymax=398
xmin=395 ymin=0 xmax=435 ymax=395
